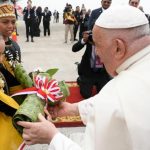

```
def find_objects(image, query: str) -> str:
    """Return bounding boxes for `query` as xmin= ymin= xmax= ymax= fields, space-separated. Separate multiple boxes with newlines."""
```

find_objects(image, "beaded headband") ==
xmin=0 ymin=4 xmax=15 ymax=18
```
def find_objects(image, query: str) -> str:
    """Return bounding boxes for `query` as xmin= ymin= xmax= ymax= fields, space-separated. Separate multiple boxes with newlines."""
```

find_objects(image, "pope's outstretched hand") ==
xmin=17 ymin=102 xmax=80 ymax=145
xmin=48 ymin=102 xmax=80 ymax=119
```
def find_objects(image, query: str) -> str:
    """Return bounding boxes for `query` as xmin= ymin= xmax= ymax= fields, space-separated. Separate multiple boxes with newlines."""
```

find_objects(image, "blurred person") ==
xmin=32 ymin=5 xmax=40 ymax=37
xmin=81 ymin=4 xmax=86 ymax=11
xmin=13 ymin=1 xmax=19 ymax=36
xmin=18 ymin=6 xmax=150 ymax=150
xmin=63 ymin=3 xmax=69 ymax=23
xmin=129 ymin=0 xmax=150 ymax=26
xmin=63 ymin=4 xmax=76 ymax=43
xmin=88 ymin=0 xmax=112 ymax=30
xmin=23 ymin=2 xmax=36 ymax=42
xmin=27 ymin=0 xmax=32 ymax=5
xmin=53 ymin=10 xmax=57 ymax=23
xmin=56 ymin=11 xmax=59 ymax=23
xmin=79 ymin=9 xmax=90 ymax=39
xmin=129 ymin=0 xmax=140 ymax=7
xmin=73 ymin=6 xmax=81 ymax=41
xmin=34 ymin=6 xmax=42 ymax=37
xmin=72 ymin=31 xmax=110 ymax=99
xmin=36 ymin=6 xmax=42 ymax=27
xmin=42 ymin=7 xmax=52 ymax=36
xmin=87 ymin=9 xmax=91 ymax=16
xmin=53 ymin=10 xmax=59 ymax=23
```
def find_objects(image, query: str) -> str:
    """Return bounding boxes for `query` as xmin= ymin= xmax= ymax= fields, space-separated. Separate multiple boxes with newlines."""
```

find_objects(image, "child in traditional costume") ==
xmin=0 ymin=32 xmax=22 ymax=150
xmin=0 ymin=3 xmax=24 ymax=95
xmin=0 ymin=3 xmax=24 ymax=149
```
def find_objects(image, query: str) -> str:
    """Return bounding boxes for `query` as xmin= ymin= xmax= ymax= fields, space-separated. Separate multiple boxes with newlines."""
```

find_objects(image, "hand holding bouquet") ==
xmin=12 ymin=63 xmax=70 ymax=134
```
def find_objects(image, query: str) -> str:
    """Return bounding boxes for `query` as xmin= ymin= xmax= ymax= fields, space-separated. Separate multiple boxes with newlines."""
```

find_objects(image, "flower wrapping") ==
xmin=12 ymin=94 xmax=45 ymax=134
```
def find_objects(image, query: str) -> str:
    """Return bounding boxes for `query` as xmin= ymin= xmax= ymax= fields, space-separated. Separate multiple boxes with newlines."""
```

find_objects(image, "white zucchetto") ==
xmin=95 ymin=5 xmax=148 ymax=29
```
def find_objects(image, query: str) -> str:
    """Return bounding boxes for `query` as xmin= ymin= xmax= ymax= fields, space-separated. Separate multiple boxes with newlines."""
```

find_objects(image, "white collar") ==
xmin=116 ymin=45 xmax=150 ymax=74
xmin=101 ymin=7 xmax=104 ymax=12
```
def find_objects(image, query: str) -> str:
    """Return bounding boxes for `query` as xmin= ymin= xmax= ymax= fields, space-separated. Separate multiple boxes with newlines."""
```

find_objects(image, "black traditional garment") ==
xmin=5 ymin=38 xmax=21 ymax=62
xmin=0 ymin=38 xmax=24 ymax=95
xmin=0 ymin=71 xmax=16 ymax=116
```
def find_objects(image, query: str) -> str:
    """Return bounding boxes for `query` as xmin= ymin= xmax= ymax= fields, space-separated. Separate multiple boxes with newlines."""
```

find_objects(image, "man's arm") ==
xmin=72 ymin=31 xmax=89 ymax=52
xmin=72 ymin=40 xmax=85 ymax=52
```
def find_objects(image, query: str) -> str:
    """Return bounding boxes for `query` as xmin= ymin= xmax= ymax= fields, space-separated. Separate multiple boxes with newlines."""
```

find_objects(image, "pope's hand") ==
xmin=48 ymin=102 xmax=79 ymax=119
xmin=17 ymin=113 xmax=58 ymax=145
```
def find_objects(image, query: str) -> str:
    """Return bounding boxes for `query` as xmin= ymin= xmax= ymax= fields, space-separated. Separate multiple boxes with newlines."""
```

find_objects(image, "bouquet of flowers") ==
xmin=12 ymin=63 xmax=70 ymax=134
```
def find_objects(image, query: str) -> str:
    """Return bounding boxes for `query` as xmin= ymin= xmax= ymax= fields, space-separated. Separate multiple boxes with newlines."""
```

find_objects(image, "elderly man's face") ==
xmin=129 ymin=0 xmax=140 ymax=7
xmin=101 ymin=0 xmax=111 ymax=10
xmin=93 ymin=26 xmax=117 ymax=77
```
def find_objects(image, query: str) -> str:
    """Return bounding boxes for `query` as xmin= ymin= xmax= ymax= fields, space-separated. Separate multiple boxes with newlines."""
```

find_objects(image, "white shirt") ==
xmin=49 ymin=45 xmax=150 ymax=150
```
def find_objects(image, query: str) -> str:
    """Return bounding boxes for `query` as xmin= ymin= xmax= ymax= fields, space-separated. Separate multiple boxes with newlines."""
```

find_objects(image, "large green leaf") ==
xmin=12 ymin=94 xmax=45 ymax=134
xmin=46 ymin=68 xmax=58 ymax=77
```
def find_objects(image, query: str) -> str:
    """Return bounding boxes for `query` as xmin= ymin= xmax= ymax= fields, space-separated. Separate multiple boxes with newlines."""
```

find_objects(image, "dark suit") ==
xmin=74 ymin=11 xmax=81 ymax=40
xmin=145 ymin=14 xmax=150 ymax=25
xmin=79 ymin=14 xmax=90 ymax=39
xmin=42 ymin=11 xmax=52 ymax=36
xmin=23 ymin=8 xmax=36 ymax=40
xmin=88 ymin=7 xmax=103 ymax=30
xmin=72 ymin=40 xmax=110 ymax=99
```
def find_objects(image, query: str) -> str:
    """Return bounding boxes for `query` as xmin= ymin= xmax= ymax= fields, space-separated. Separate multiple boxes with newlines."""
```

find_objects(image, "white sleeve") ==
xmin=49 ymin=133 xmax=82 ymax=150
xmin=78 ymin=97 xmax=94 ymax=125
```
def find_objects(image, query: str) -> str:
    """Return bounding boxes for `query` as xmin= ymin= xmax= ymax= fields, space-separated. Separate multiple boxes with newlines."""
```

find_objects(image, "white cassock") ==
xmin=49 ymin=45 xmax=150 ymax=150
